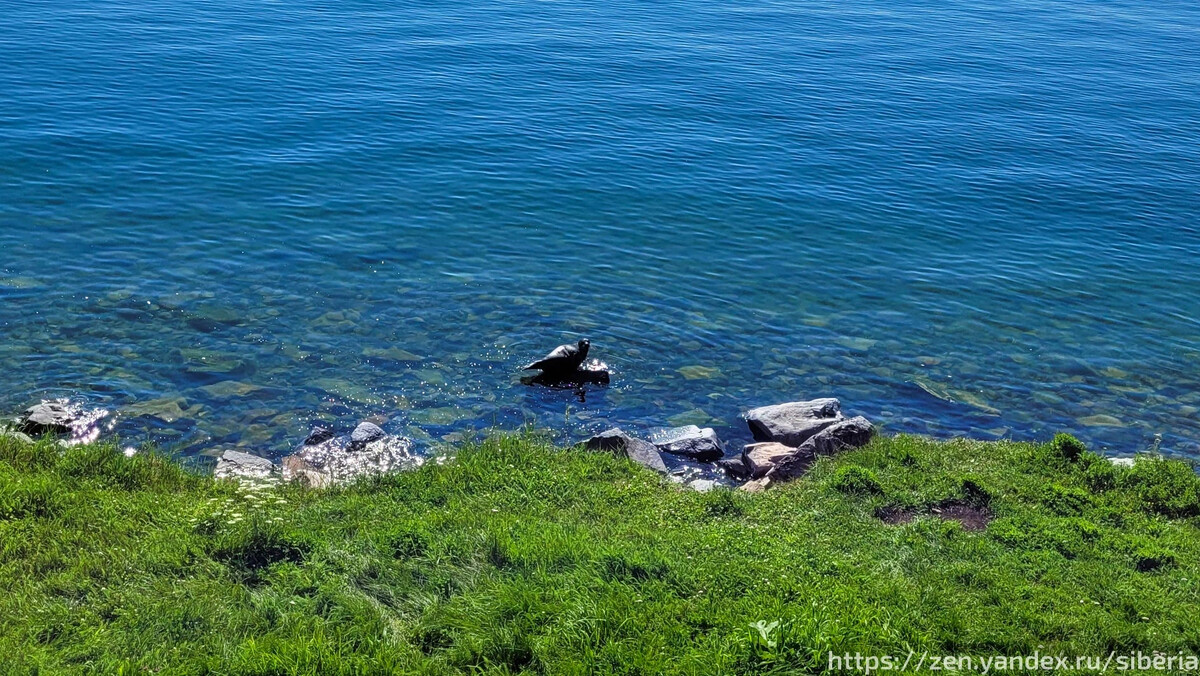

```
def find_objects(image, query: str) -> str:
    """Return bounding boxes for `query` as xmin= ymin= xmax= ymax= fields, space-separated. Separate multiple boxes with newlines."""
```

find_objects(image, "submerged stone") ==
xmin=1078 ymin=414 xmax=1124 ymax=427
xmin=677 ymin=365 xmax=721 ymax=380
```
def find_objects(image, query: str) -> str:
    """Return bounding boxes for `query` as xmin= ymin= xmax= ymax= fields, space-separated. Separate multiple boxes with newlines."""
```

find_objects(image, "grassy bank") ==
xmin=2 ymin=431 xmax=1199 ymax=675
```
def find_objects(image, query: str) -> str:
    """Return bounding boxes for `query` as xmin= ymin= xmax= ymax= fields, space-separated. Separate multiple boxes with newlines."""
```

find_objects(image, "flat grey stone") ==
xmin=214 ymin=450 xmax=276 ymax=480
xmin=653 ymin=425 xmax=725 ymax=463
xmin=744 ymin=398 xmax=843 ymax=446
xmin=584 ymin=427 xmax=668 ymax=473
xmin=688 ymin=479 xmax=717 ymax=493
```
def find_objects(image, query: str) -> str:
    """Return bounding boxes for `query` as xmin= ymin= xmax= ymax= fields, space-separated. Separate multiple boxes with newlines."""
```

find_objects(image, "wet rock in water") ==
xmin=584 ymin=428 xmax=668 ymax=473
xmin=19 ymin=401 xmax=77 ymax=436
xmin=523 ymin=360 xmax=611 ymax=388
xmin=303 ymin=425 xmax=336 ymax=446
xmin=214 ymin=450 xmax=276 ymax=480
xmin=743 ymin=442 xmax=801 ymax=479
xmin=283 ymin=427 xmax=420 ymax=487
xmin=717 ymin=455 xmax=750 ymax=479
xmin=652 ymin=425 xmax=725 ymax=463
xmin=350 ymin=421 xmax=385 ymax=449
xmin=744 ymin=398 xmax=843 ymax=446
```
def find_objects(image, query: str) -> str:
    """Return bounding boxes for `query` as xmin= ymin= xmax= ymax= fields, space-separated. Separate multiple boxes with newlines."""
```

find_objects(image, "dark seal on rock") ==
xmin=524 ymin=338 xmax=590 ymax=375
xmin=653 ymin=425 xmax=725 ymax=463
xmin=744 ymin=398 xmax=843 ymax=447
xmin=584 ymin=428 xmax=668 ymax=473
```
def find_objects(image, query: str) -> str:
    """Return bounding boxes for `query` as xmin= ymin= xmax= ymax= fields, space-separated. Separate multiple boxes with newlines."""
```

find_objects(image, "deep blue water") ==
xmin=2 ymin=0 xmax=1199 ymax=470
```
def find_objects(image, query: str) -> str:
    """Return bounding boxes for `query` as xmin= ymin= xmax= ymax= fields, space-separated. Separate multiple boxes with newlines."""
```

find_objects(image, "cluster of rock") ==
xmin=7 ymin=395 xmax=874 ymax=493
xmin=583 ymin=398 xmax=874 ymax=491
xmin=214 ymin=421 xmax=421 ymax=487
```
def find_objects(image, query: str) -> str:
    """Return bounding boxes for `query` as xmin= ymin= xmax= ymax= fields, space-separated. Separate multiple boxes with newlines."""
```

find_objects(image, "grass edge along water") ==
xmin=2 ymin=429 xmax=1200 ymax=673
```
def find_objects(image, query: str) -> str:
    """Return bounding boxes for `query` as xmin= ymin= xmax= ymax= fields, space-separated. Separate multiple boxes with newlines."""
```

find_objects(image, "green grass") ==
xmin=2 ymin=430 xmax=1199 ymax=674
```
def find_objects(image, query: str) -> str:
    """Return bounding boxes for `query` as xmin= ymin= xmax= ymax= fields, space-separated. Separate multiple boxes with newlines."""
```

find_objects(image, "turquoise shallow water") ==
xmin=2 ymin=0 xmax=1199 ymax=469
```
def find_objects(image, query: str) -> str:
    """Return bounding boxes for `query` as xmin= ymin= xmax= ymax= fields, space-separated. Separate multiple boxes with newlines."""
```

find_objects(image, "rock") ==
xmin=283 ymin=430 xmax=420 ymax=485
xmin=744 ymin=398 xmax=843 ymax=446
xmin=765 ymin=416 xmax=874 ymax=482
xmin=801 ymin=416 xmax=874 ymax=455
xmin=350 ymin=421 xmax=385 ymax=449
xmin=652 ymin=425 xmax=725 ymax=463
xmin=688 ymin=479 xmax=717 ymax=493
xmin=19 ymin=401 xmax=77 ymax=436
xmin=743 ymin=442 xmax=799 ymax=479
xmin=717 ymin=455 xmax=750 ymax=479
xmin=522 ymin=360 xmax=611 ymax=388
xmin=303 ymin=425 xmax=335 ymax=446
xmin=214 ymin=450 xmax=275 ymax=480
xmin=584 ymin=428 xmax=668 ymax=473
xmin=1110 ymin=457 xmax=1136 ymax=467
xmin=739 ymin=478 xmax=770 ymax=493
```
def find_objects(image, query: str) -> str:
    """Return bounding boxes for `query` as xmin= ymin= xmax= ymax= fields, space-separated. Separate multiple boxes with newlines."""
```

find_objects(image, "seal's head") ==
xmin=578 ymin=338 xmax=590 ymax=358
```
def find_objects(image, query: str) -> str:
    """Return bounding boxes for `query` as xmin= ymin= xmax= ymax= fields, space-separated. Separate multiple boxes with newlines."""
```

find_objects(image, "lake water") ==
xmin=2 ymin=0 xmax=1198 ymax=472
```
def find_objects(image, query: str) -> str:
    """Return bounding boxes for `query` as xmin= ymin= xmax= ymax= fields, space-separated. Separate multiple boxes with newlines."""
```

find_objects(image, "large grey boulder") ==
xmin=802 ymin=416 xmax=874 ymax=455
xmin=584 ymin=428 xmax=668 ymax=473
xmin=652 ymin=425 xmax=725 ymax=463
xmin=765 ymin=416 xmax=875 ymax=482
xmin=744 ymin=398 xmax=843 ymax=446
xmin=214 ymin=450 xmax=276 ymax=481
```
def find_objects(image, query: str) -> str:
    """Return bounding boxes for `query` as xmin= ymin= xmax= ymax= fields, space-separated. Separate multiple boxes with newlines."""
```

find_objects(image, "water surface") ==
xmin=2 ymin=0 xmax=1198 ymax=469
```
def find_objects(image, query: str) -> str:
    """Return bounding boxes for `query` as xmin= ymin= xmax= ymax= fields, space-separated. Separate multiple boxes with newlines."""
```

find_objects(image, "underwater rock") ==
xmin=677 ymin=365 xmax=721 ymax=380
xmin=744 ymin=398 xmax=843 ymax=446
xmin=652 ymin=425 xmax=725 ymax=463
xmin=214 ymin=450 xmax=275 ymax=481
xmin=584 ymin=428 xmax=668 ymax=473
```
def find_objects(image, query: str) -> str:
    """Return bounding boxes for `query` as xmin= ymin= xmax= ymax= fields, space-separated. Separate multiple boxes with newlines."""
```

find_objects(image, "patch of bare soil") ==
xmin=876 ymin=501 xmax=992 ymax=531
